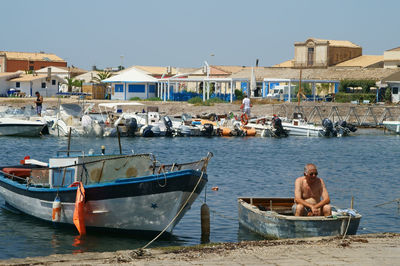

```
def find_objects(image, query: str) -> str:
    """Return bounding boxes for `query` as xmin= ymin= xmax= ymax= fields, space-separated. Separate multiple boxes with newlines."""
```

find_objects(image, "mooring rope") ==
xmin=140 ymin=170 xmax=205 ymax=250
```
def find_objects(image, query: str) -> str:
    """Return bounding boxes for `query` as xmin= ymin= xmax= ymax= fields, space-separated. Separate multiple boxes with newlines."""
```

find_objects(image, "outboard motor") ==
xmin=126 ymin=118 xmax=138 ymax=137
xmin=141 ymin=125 xmax=154 ymax=137
xmin=163 ymin=116 xmax=174 ymax=137
xmin=322 ymin=118 xmax=336 ymax=137
xmin=272 ymin=116 xmax=287 ymax=137
xmin=202 ymin=123 xmax=214 ymax=137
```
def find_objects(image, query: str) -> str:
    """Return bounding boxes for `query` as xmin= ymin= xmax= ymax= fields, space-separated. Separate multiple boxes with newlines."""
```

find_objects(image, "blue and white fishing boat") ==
xmin=238 ymin=197 xmax=362 ymax=239
xmin=0 ymin=151 xmax=212 ymax=235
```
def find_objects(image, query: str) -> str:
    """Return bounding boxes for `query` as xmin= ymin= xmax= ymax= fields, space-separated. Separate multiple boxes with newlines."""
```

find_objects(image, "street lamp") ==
xmin=120 ymin=55 xmax=124 ymax=70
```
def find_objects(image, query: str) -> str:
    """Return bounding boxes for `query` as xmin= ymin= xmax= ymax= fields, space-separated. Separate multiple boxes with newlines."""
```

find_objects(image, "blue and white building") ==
xmin=102 ymin=67 xmax=158 ymax=100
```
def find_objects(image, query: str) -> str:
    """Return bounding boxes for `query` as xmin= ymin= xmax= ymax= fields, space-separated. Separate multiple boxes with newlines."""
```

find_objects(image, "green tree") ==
xmin=384 ymin=87 xmax=392 ymax=103
xmin=64 ymin=77 xmax=75 ymax=92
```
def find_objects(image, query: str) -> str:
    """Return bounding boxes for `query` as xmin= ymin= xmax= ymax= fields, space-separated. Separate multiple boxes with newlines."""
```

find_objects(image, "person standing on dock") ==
xmin=34 ymin=91 xmax=43 ymax=116
xmin=294 ymin=163 xmax=331 ymax=216
xmin=241 ymin=94 xmax=252 ymax=117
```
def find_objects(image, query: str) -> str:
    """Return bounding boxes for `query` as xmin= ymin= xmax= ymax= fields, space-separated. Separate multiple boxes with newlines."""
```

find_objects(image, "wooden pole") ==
xmin=351 ymin=196 xmax=354 ymax=209
xmin=117 ymin=126 xmax=122 ymax=155
xmin=201 ymin=203 xmax=210 ymax=243
xmin=298 ymin=67 xmax=302 ymax=107
xmin=67 ymin=127 xmax=72 ymax=156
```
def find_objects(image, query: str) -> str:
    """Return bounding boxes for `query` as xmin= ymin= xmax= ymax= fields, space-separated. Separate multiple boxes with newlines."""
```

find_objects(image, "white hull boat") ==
xmin=0 ymin=118 xmax=45 ymax=137
xmin=383 ymin=121 xmax=400 ymax=134
xmin=0 ymin=152 xmax=212 ymax=234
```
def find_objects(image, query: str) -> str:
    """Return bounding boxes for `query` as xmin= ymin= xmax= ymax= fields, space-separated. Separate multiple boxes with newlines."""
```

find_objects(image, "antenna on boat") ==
xmin=67 ymin=127 xmax=72 ymax=156
xmin=298 ymin=67 xmax=302 ymax=107
xmin=116 ymin=126 xmax=122 ymax=154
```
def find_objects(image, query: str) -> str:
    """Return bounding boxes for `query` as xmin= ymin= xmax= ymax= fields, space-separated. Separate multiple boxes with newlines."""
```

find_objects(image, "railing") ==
xmin=268 ymin=104 xmax=400 ymax=126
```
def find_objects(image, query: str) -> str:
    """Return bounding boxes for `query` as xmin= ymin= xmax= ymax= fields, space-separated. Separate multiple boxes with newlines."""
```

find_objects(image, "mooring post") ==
xmin=201 ymin=203 xmax=210 ymax=243
xmin=67 ymin=127 xmax=72 ymax=157
xmin=117 ymin=126 xmax=122 ymax=155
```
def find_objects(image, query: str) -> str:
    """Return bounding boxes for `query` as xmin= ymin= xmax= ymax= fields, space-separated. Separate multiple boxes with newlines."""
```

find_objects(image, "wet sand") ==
xmin=1 ymin=233 xmax=398 ymax=265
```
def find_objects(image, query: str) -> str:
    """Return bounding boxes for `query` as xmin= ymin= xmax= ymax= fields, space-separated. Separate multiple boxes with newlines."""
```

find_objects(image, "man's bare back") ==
xmin=294 ymin=164 xmax=331 ymax=216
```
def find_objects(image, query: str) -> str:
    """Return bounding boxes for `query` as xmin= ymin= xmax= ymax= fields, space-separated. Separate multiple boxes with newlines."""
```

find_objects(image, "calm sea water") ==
xmin=0 ymin=129 xmax=399 ymax=259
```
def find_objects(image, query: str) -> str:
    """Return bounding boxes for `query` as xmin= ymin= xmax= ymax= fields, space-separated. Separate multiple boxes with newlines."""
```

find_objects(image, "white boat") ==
xmin=382 ymin=121 xmax=400 ymax=134
xmin=0 ymin=151 xmax=212 ymax=234
xmin=281 ymin=113 xmax=325 ymax=137
xmin=0 ymin=117 xmax=45 ymax=137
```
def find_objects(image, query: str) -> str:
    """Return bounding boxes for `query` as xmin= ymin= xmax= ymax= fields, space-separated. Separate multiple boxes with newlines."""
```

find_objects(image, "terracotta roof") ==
xmin=386 ymin=46 xmax=400 ymax=52
xmin=296 ymin=38 xmax=361 ymax=48
xmin=213 ymin=65 xmax=249 ymax=74
xmin=133 ymin=65 xmax=178 ymax=75
xmin=230 ymin=67 xmax=398 ymax=81
xmin=9 ymin=74 xmax=48 ymax=82
xmin=272 ymin=59 xmax=294 ymax=68
xmin=0 ymin=51 xmax=66 ymax=62
xmin=335 ymin=55 xmax=383 ymax=67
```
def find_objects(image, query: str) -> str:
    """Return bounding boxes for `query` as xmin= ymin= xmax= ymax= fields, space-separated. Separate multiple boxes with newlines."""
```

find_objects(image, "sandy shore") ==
xmin=1 ymin=233 xmax=398 ymax=265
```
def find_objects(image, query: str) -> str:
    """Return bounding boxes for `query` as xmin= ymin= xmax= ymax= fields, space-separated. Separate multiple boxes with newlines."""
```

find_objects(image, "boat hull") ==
xmin=383 ymin=121 xmax=400 ymax=134
xmin=0 ymin=169 xmax=207 ymax=233
xmin=0 ymin=122 xmax=45 ymax=137
xmin=281 ymin=123 xmax=324 ymax=137
xmin=238 ymin=198 xmax=361 ymax=239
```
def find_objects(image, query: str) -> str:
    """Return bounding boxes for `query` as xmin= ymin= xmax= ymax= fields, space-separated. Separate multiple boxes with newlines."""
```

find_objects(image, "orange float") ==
xmin=73 ymin=182 xmax=86 ymax=235
xmin=240 ymin=113 xmax=249 ymax=125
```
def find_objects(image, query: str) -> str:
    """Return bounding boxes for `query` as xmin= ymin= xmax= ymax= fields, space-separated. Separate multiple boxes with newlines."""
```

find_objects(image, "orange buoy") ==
xmin=73 ymin=182 xmax=86 ymax=235
xmin=211 ymin=186 xmax=219 ymax=191
xmin=52 ymin=196 xmax=61 ymax=222
xmin=221 ymin=128 xmax=232 ymax=136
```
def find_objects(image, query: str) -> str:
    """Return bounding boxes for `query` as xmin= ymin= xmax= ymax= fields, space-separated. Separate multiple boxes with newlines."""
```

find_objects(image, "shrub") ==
xmin=384 ymin=87 xmax=392 ymax=103
xmin=188 ymin=96 xmax=204 ymax=104
xmin=129 ymin=97 xmax=141 ymax=101
xmin=235 ymin=89 xmax=244 ymax=100
xmin=207 ymin=97 xmax=225 ymax=104
xmin=145 ymin=97 xmax=162 ymax=101
xmin=334 ymin=92 xmax=376 ymax=103
xmin=339 ymin=79 xmax=376 ymax=93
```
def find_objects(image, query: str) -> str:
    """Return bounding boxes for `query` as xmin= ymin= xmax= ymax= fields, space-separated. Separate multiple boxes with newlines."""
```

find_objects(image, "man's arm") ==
xmin=294 ymin=178 xmax=313 ymax=208
xmin=314 ymin=179 xmax=330 ymax=209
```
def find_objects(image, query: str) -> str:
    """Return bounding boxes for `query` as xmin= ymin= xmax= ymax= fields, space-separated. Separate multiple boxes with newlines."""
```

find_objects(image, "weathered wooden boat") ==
xmin=0 ymin=151 xmax=212 ymax=235
xmin=238 ymin=197 xmax=362 ymax=239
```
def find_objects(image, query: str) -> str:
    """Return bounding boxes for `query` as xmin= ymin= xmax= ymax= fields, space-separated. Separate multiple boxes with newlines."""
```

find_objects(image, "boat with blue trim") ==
xmin=238 ymin=197 xmax=362 ymax=239
xmin=0 ymin=151 xmax=212 ymax=235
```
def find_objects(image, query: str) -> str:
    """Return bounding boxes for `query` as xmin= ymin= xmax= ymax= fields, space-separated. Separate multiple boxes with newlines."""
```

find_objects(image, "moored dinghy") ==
xmin=238 ymin=197 xmax=361 ymax=239
xmin=0 ymin=151 xmax=212 ymax=235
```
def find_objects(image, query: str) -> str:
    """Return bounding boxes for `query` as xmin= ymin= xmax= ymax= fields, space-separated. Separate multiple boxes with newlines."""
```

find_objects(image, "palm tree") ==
xmin=92 ymin=71 xmax=112 ymax=84
xmin=65 ymin=77 xmax=75 ymax=92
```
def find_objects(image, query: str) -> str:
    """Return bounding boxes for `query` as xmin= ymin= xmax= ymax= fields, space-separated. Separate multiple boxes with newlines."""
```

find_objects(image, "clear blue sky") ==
xmin=2 ymin=0 xmax=399 ymax=70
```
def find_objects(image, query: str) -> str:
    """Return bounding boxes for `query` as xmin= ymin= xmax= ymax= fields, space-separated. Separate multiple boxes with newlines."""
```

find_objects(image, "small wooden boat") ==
xmin=238 ymin=197 xmax=362 ymax=239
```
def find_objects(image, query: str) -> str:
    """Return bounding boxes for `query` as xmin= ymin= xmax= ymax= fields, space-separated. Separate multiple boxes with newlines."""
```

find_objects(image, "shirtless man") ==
xmin=294 ymin=164 xmax=331 ymax=216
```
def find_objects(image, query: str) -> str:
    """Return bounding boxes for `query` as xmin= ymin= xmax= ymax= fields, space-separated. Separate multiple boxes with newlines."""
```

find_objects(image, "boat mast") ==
xmin=298 ymin=67 xmax=302 ymax=107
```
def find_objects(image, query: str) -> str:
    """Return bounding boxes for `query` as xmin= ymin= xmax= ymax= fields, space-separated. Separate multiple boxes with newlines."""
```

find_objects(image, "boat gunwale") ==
xmin=0 ymin=169 xmax=207 ymax=192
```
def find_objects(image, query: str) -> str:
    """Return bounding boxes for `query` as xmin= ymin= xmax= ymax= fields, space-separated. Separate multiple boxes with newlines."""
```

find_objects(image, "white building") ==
xmin=384 ymin=47 xmax=400 ymax=69
xmin=8 ymin=73 xmax=64 ymax=97
xmin=102 ymin=67 xmax=158 ymax=100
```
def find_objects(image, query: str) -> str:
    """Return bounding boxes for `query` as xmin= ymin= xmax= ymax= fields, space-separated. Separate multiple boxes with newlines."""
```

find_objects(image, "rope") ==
xmin=140 ymin=170 xmax=205 ymax=250
xmin=342 ymin=215 xmax=352 ymax=239
xmin=374 ymin=198 xmax=400 ymax=207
